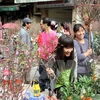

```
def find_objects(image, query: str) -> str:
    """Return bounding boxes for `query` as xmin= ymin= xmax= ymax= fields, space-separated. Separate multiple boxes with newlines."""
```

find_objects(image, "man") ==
xmin=18 ymin=17 xmax=32 ymax=84
xmin=38 ymin=18 xmax=58 ymax=92
xmin=19 ymin=17 xmax=32 ymax=50
xmin=84 ymin=21 xmax=94 ymax=49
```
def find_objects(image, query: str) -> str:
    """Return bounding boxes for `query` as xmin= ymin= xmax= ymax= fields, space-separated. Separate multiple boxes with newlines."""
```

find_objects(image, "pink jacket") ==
xmin=37 ymin=30 xmax=58 ymax=60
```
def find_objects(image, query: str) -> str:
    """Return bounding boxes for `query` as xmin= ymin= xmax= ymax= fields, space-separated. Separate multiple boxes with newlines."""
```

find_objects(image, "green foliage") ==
xmin=57 ymin=69 xmax=71 ymax=87
xmin=93 ymin=77 xmax=100 ymax=94
xmin=94 ymin=33 xmax=100 ymax=56
xmin=58 ymin=73 xmax=100 ymax=100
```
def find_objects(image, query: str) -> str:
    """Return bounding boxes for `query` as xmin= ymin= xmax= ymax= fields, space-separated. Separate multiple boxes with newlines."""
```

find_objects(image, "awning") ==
xmin=37 ymin=3 xmax=74 ymax=8
xmin=0 ymin=5 xmax=19 ymax=11
xmin=14 ymin=0 xmax=56 ymax=3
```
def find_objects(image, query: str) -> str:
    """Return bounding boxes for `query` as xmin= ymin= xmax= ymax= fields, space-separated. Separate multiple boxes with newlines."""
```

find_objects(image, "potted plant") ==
xmin=58 ymin=64 xmax=100 ymax=100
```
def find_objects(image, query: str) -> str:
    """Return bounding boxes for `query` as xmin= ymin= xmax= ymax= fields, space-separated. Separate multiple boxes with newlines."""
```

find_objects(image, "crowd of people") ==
xmin=2 ymin=17 xmax=93 ymax=99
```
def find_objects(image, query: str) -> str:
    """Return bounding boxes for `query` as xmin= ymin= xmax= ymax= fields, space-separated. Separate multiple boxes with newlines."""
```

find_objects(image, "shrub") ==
xmin=94 ymin=33 xmax=100 ymax=56
xmin=58 ymin=64 xmax=100 ymax=100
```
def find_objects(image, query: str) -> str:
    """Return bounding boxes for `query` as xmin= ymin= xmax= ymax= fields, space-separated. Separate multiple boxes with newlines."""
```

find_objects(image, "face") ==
xmin=63 ymin=47 xmax=73 ymax=57
xmin=40 ymin=20 xmax=45 ymax=31
xmin=75 ymin=27 xmax=85 ymax=40
xmin=26 ymin=22 xmax=31 ymax=29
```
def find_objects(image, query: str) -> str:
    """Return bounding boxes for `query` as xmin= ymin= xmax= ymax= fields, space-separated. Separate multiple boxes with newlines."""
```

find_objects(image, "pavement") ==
xmin=24 ymin=66 xmax=57 ymax=100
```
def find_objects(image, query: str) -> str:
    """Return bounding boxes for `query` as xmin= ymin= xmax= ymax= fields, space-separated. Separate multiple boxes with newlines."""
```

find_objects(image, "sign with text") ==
xmin=0 ymin=6 xmax=19 ymax=11
xmin=14 ymin=0 xmax=56 ymax=3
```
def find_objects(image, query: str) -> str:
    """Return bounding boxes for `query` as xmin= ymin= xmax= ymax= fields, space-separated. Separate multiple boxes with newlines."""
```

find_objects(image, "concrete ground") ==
xmin=24 ymin=66 xmax=57 ymax=100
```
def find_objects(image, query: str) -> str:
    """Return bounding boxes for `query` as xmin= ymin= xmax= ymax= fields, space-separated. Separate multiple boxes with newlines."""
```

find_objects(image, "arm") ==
xmin=45 ymin=54 xmax=56 ymax=78
xmin=20 ymin=32 xmax=27 ymax=44
xmin=73 ymin=48 xmax=77 ymax=81
xmin=74 ymin=40 xmax=86 ymax=60
xmin=70 ymin=48 xmax=78 ymax=82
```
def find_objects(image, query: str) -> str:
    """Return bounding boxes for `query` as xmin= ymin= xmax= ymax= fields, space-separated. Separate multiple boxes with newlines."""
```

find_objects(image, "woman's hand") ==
xmin=46 ymin=68 xmax=55 ymax=77
xmin=84 ymin=49 xmax=92 ymax=57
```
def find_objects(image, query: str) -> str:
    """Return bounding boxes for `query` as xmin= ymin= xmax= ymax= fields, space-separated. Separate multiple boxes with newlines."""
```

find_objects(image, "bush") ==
xmin=59 ymin=75 xmax=100 ymax=100
xmin=58 ymin=64 xmax=100 ymax=100
xmin=94 ymin=33 xmax=100 ymax=56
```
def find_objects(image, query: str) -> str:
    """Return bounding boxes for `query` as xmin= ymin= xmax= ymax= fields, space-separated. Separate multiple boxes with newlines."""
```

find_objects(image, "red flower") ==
xmin=37 ymin=33 xmax=42 ymax=46
xmin=89 ymin=18 xmax=92 ymax=21
xmin=16 ymin=79 xmax=22 ymax=84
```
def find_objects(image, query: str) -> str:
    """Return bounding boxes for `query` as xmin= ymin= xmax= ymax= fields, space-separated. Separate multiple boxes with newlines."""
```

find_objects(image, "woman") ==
xmin=60 ymin=22 xmax=71 ymax=35
xmin=46 ymin=34 xmax=77 ymax=99
xmin=50 ymin=20 xmax=58 ymax=32
xmin=73 ymin=24 xmax=93 ymax=77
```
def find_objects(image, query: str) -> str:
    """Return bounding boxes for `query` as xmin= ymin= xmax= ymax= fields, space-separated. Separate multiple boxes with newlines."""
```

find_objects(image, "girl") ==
xmin=46 ymin=34 xmax=77 ymax=99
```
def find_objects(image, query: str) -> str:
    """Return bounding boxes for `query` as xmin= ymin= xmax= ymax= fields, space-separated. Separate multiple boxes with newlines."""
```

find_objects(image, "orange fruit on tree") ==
xmin=68 ymin=96 xmax=72 ymax=100
xmin=93 ymin=75 xmax=97 ymax=81
xmin=80 ymin=95 xmax=84 ymax=99
xmin=87 ymin=97 xmax=92 ymax=100
xmin=82 ymin=97 xmax=87 ymax=100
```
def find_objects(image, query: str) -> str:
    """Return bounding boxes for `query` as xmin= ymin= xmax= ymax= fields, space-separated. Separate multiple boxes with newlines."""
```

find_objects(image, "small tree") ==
xmin=0 ymin=27 xmax=38 ymax=99
xmin=74 ymin=0 xmax=100 ymax=48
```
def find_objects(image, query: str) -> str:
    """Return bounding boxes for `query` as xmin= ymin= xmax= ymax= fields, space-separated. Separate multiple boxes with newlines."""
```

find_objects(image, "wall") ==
xmin=48 ymin=8 xmax=72 ymax=23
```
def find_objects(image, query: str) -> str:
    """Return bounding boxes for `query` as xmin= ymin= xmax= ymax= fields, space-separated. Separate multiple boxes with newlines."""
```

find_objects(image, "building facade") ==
xmin=0 ymin=0 xmax=34 ymax=24
xmin=36 ymin=0 xmax=74 ymax=23
xmin=0 ymin=0 xmax=75 ymax=24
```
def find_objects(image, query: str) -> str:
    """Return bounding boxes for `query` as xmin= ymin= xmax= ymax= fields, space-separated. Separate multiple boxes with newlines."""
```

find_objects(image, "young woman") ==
xmin=60 ymin=22 xmax=71 ymax=36
xmin=50 ymin=20 xmax=58 ymax=32
xmin=46 ymin=34 xmax=77 ymax=99
xmin=73 ymin=24 xmax=93 ymax=77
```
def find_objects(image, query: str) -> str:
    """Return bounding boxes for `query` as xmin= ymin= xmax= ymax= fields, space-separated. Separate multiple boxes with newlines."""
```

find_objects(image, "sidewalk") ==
xmin=24 ymin=66 xmax=57 ymax=100
xmin=24 ymin=84 xmax=57 ymax=100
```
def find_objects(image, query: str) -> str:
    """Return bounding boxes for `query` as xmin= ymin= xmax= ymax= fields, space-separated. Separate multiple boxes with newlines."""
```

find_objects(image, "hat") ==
xmin=23 ymin=17 xmax=32 ymax=23
xmin=51 ymin=20 xmax=56 ymax=26
xmin=51 ymin=20 xmax=58 ymax=28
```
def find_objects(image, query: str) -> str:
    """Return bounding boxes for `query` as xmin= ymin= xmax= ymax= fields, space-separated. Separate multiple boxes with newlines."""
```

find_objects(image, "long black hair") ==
xmin=73 ymin=24 xmax=85 ymax=37
xmin=55 ymin=34 xmax=74 ymax=61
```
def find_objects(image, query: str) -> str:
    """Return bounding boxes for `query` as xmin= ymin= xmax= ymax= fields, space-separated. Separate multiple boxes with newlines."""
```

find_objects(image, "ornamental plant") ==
xmin=0 ymin=28 xmax=38 ymax=99
xmin=59 ymin=64 xmax=100 ymax=100
xmin=94 ymin=33 xmax=100 ymax=56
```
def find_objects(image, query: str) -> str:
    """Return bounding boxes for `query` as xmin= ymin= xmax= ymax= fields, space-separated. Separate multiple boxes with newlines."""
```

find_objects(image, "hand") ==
xmin=87 ymin=49 xmax=92 ymax=56
xmin=85 ymin=49 xmax=92 ymax=57
xmin=46 ymin=68 xmax=55 ymax=77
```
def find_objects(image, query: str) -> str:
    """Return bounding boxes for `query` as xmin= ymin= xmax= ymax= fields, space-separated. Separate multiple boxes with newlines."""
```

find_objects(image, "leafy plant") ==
xmin=58 ymin=71 xmax=100 ymax=100
xmin=94 ymin=33 xmax=100 ymax=56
